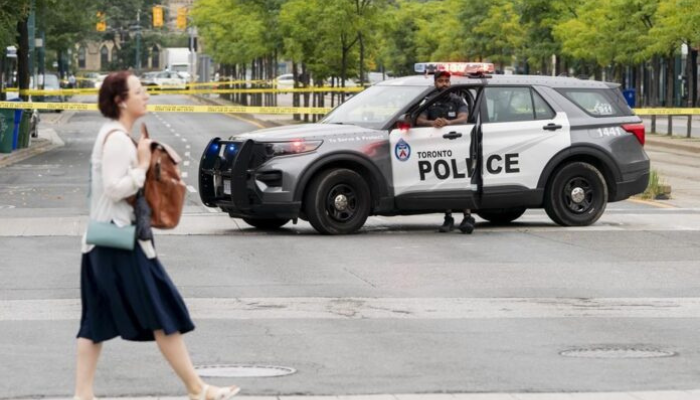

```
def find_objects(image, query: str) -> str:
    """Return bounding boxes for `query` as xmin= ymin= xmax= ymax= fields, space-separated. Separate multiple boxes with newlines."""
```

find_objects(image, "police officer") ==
xmin=416 ymin=70 xmax=475 ymax=234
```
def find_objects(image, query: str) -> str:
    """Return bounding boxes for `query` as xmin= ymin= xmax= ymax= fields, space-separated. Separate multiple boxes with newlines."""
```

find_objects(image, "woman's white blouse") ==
xmin=81 ymin=120 xmax=156 ymax=258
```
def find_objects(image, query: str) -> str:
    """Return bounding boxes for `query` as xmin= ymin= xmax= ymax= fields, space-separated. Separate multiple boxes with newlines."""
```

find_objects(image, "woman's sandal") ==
xmin=192 ymin=384 xmax=241 ymax=400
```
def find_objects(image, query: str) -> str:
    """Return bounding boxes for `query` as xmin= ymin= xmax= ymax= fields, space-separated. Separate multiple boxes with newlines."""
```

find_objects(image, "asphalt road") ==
xmin=1 ymin=95 xmax=699 ymax=399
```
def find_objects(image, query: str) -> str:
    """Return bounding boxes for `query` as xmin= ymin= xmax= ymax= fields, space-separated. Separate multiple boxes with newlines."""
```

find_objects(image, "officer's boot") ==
xmin=458 ymin=212 xmax=476 ymax=234
xmin=438 ymin=213 xmax=455 ymax=233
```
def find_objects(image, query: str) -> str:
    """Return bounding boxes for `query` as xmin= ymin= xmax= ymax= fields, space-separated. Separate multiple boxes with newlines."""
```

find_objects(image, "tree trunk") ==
xmin=651 ymin=57 xmax=660 ymax=107
xmin=634 ymin=64 xmax=643 ymax=107
xmin=359 ymin=33 xmax=364 ymax=86
xmin=0 ymin=54 xmax=5 ymax=101
xmin=293 ymin=62 xmax=299 ymax=121
xmin=17 ymin=17 xmax=30 ymax=101
xmin=302 ymin=63 xmax=309 ymax=122
xmin=688 ymin=45 xmax=696 ymax=107
xmin=341 ymin=48 xmax=347 ymax=102
xmin=666 ymin=54 xmax=674 ymax=107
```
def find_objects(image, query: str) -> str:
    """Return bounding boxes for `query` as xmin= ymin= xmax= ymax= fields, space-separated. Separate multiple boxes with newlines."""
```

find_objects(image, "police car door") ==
xmin=480 ymin=86 xmax=570 ymax=192
xmin=389 ymin=91 xmax=476 ymax=209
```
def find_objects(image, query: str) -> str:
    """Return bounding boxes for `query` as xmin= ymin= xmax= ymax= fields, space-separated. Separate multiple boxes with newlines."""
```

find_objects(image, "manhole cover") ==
xmin=195 ymin=364 xmax=296 ymax=378
xmin=560 ymin=346 xmax=676 ymax=359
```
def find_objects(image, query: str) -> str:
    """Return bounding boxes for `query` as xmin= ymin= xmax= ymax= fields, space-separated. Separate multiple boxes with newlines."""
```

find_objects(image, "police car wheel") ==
xmin=304 ymin=168 xmax=371 ymax=235
xmin=242 ymin=217 xmax=290 ymax=230
xmin=476 ymin=207 xmax=526 ymax=224
xmin=544 ymin=162 xmax=608 ymax=226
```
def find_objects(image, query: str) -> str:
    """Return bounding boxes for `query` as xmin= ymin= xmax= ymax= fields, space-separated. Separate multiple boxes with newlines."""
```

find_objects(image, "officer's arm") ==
xmin=447 ymin=112 xmax=468 ymax=126
xmin=416 ymin=112 xmax=432 ymax=127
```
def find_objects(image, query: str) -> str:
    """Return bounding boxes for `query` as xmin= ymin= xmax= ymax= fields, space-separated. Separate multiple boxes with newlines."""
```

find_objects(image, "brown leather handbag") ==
xmin=141 ymin=124 xmax=187 ymax=229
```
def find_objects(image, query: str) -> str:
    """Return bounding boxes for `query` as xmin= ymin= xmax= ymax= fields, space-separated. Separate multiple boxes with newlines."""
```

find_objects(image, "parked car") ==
xmin=152 ymin=71 xmax=187 ymax=90
xmin=140 ymin=71 xmax=159 ymax=87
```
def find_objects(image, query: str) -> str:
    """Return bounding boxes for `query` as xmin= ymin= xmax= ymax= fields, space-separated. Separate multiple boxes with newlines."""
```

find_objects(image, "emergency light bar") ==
xmin=414 ymin=62 xmax=495 ymax=77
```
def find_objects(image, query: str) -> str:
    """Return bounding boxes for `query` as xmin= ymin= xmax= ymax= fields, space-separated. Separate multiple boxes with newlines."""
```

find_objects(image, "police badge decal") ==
xmin=395 ymin=138 xmax=411 ymax=162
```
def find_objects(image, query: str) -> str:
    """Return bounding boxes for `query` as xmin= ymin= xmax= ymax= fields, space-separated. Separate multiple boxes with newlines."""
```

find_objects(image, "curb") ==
xmin=0 ymin=139 xmax=58 ymax=168
xmin=645 ymin=136 xmax=700 ymax=154
xmin=0 ymin=128 xmax=64 ymax=168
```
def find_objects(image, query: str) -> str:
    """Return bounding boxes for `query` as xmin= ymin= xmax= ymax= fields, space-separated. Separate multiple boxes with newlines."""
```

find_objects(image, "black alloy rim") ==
xmin=325 ymin=183 xmax=357 ymax=222
xmin=563 ymin=177 xmax=594 ymax=213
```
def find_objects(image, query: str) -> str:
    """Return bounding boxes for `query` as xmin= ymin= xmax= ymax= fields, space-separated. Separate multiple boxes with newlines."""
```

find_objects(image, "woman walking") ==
xmin=75 ymin=71 xmax=239 ymax=400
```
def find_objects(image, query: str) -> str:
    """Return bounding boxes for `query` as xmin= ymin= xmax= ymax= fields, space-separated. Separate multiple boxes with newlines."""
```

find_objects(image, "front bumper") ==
xmin=198 ymin=138 xmax=301 ymax=219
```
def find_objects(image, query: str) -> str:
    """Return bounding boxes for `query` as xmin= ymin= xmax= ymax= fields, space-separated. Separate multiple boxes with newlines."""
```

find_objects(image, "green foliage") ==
xmin=640 ymin=168 xmax=669 ymax=200
xmin=0 ymin=0 xmax=30 ymax=48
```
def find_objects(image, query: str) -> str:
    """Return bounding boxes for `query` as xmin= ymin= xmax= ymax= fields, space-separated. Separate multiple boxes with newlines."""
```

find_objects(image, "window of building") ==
xmin=100 ymin=46 xmax=109 ymax=70
xmin=151 ymin=46 xmax=160 ymax=69
xmin=78 ymin=46 xmax=86 ymax=69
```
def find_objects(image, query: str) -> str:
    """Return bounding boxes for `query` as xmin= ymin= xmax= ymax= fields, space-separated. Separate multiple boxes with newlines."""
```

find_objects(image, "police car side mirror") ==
xmin=395 ymin=114 xmax=411 ymax=133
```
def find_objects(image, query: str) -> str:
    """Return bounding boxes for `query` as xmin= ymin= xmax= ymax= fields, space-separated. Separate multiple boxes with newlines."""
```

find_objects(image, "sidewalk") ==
xmin=645 ymin=133 xmax=700 ymax=154
xmin=0 ymin=111 xmax=70 ymax=168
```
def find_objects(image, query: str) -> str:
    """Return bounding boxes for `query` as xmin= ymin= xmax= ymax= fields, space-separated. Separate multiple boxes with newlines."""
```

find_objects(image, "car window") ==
xmin=157 ymin=72 xmax=168 ymax=79
xmin=533 ymin=90 xmax=556 ymax=120
xmin=557 ymin=88 xmax=633 ymax=117
xmin=322 ymin=85 xmax=427 ymax=129
xmin=484 ymin=87 xmax=535 ymax=123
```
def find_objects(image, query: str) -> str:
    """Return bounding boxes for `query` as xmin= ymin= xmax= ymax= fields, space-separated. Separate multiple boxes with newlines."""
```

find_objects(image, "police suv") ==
xmin=198 ymin=62 xmax=649 ymax=234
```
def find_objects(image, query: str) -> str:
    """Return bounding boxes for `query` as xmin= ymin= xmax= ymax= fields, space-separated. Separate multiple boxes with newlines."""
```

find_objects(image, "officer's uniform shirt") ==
xmin=420 ymin=93 xmax=469 ymax=121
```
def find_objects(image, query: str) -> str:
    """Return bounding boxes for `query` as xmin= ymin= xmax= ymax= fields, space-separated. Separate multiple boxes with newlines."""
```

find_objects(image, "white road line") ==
xmin=175 ymin=133 xmax=181 ymax=137
xmin=181 ymin=172 xmax=188 ymax=178
xmin=165 ymin=122 xmax=171 ymax=128
xmin=184 ymin=160 xmax=190 ymax=167
xmin=186 ymin=185 xmax=197 ymax=193
xmin=2 ymin=297 xmax=699 ymax=321
xmin=185 ymin=151 xmax=191 ymax=157
xmin=35 ymin=391 xmax=700 ymax=400
xmin=186 ymin=144 xmax=191 ymax=149
xmin=182 ymin=138 xmax=187 ymax=142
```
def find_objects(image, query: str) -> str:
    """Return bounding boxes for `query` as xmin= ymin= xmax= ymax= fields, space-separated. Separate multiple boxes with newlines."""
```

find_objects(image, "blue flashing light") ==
xmin=227 ymin=143 xmax=237 ymax=153
xmin=208 ymin=142 xmax=220 ymax=154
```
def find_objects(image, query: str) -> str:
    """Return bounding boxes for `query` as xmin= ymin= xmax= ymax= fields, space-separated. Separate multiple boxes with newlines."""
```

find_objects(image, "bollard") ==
xmin=688 ymin=115 xmax=692 ymax=138
xmin=651 ymin=115 xmax=656 ymax=133
xmin=667 ymin=115 xmax=673 ymax=136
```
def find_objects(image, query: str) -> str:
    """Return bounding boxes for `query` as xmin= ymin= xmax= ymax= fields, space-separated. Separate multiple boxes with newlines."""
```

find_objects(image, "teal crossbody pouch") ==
xmin=86 ymin=220 xmax=136 ymax=251
xmin=85 ymin=129 xmax=136 ymax=251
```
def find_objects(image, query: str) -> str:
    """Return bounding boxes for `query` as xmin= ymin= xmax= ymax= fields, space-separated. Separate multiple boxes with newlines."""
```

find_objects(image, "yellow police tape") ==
xmin=0 ymin=101 xmax=332 ymax=115
xmin=3 ymin=100 xmax=696 ymax=117
xmin=5 ymin=86 xmax=364 ymax=96
xmin=633 ymin=108 xmax=700 ymax=115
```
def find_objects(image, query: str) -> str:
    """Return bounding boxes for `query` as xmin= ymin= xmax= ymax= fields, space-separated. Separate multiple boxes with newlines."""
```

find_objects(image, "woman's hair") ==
xmin=98 ymin=71 xmax=132 ymax=119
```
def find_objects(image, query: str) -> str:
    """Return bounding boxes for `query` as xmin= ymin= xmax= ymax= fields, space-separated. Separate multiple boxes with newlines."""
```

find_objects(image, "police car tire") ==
xmin=242 ymin=217 xmax=290 ymax=230
xmin=304 ymin=168 xmax=371 ymax=235
xmin=544 ymin=162 xmax=608 ymax=226
xmin=476 ymin=207 xmax=526 ymax=224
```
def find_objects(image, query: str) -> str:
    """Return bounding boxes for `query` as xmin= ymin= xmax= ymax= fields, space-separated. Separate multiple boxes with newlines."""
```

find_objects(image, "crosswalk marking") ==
xmin=2 ymin=297 xmax=699 ymax=321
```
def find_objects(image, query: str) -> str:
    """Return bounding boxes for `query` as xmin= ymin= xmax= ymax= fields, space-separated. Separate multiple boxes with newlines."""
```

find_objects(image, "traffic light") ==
xmin=177 ymin=7 xmax=187 ymax=30
xmin=153 ymin=6 xmax=163 ymax=28
xmin=96 ymin=12 xmax=106 ymax=32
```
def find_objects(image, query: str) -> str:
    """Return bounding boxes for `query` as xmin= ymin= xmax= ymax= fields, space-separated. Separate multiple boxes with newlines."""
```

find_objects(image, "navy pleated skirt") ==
xmin=77 ymin=244 xmax=195 ymax=343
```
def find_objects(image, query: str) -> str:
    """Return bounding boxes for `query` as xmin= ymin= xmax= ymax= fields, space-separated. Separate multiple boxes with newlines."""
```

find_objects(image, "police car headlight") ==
xmin=265 ymin=139 xmax=323 ymax=157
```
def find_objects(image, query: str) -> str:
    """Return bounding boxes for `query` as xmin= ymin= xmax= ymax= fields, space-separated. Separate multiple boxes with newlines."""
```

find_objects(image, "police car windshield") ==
xmin=322 ymin=85 xmax=427 ymax=129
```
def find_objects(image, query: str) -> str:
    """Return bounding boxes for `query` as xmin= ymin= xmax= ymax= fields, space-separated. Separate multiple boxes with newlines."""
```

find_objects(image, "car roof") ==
xmin=376 ymin=74 xmax=617 ymax=89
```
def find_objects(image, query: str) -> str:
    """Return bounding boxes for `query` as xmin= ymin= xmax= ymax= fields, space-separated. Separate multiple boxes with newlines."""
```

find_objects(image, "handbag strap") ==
xmin=88 ymin=128 xmax=136 ymax=201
